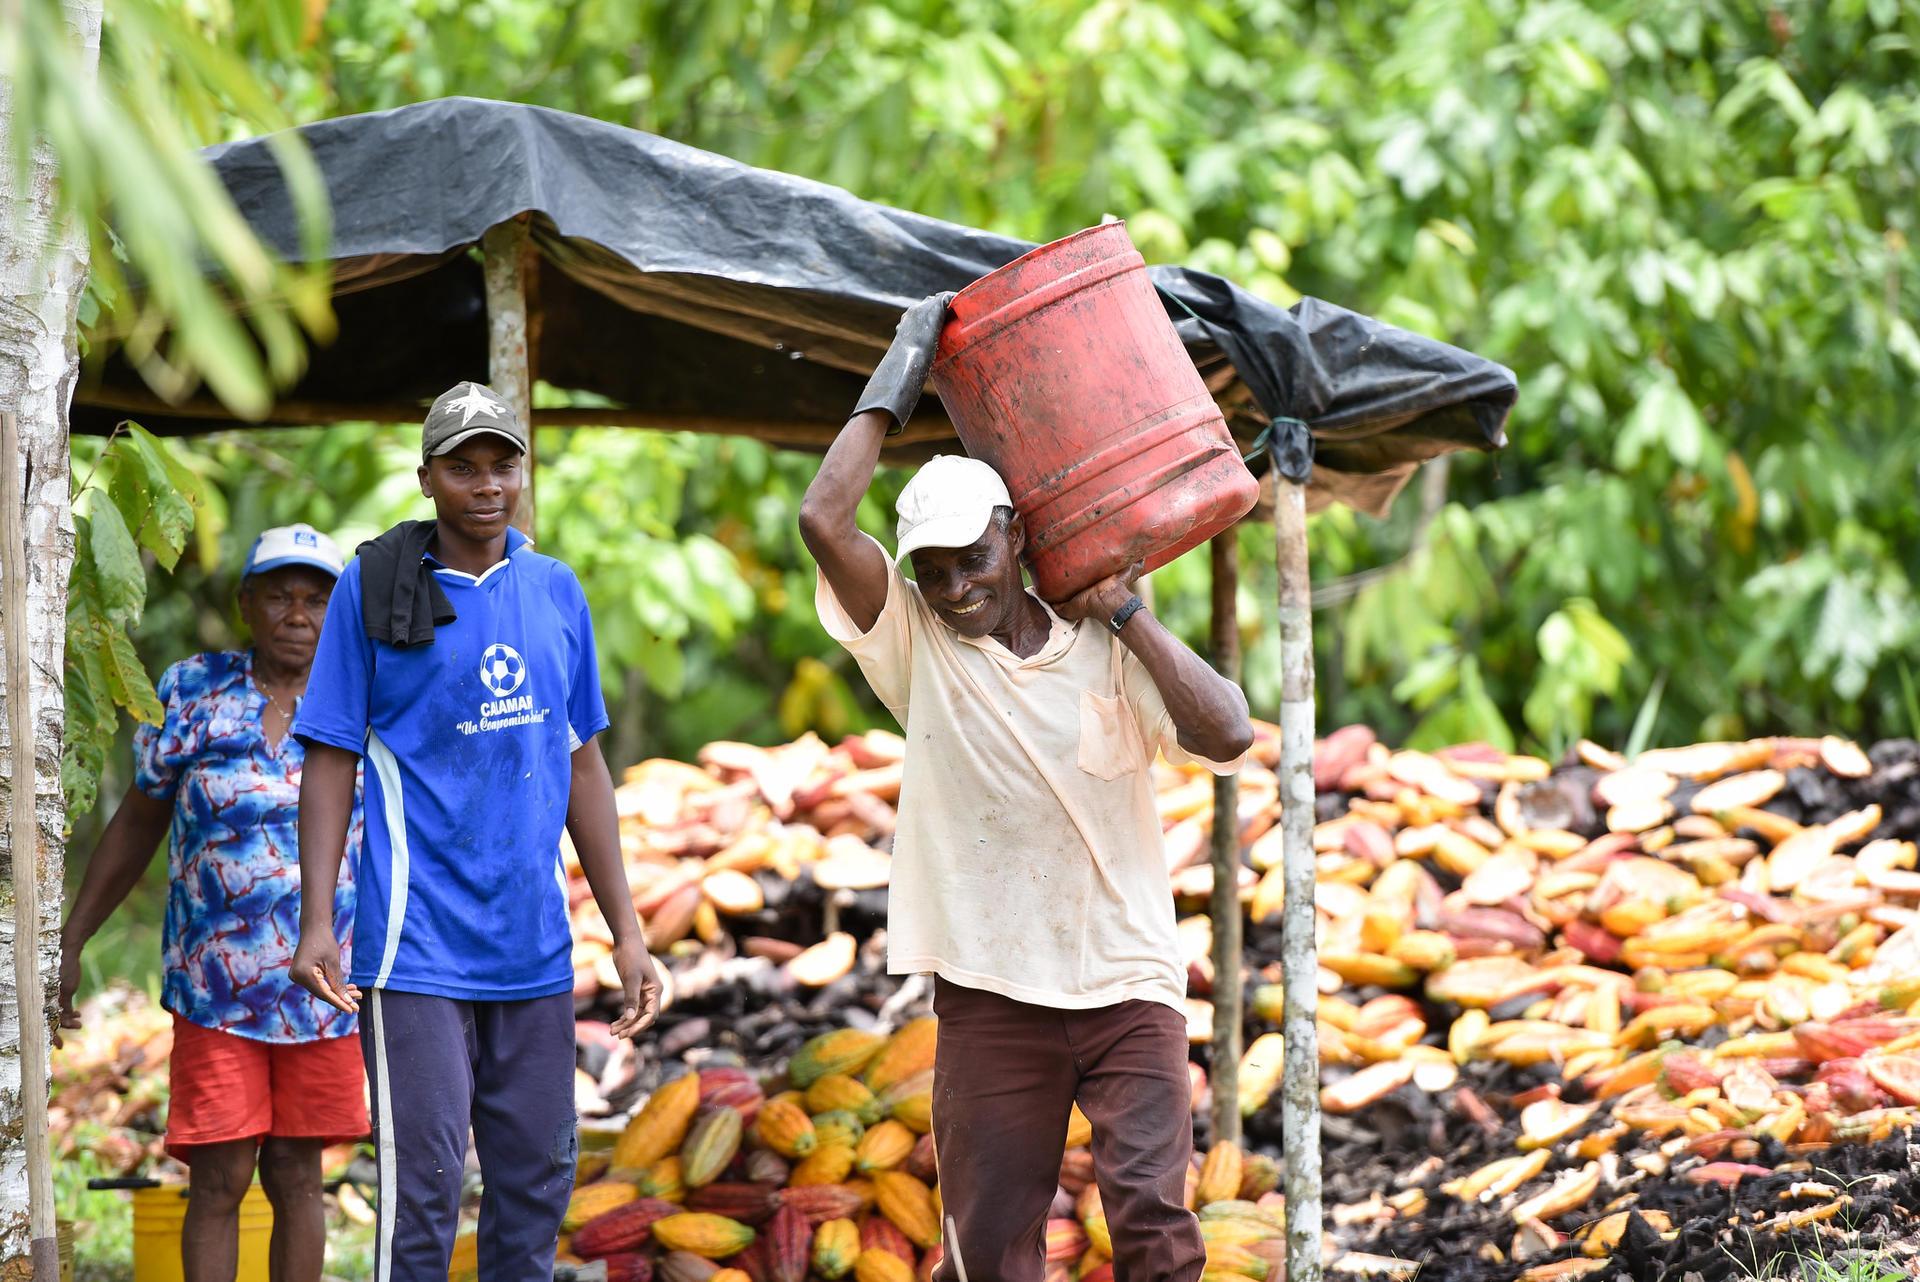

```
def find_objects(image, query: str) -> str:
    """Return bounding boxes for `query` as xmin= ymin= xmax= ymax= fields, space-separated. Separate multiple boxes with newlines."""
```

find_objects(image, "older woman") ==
xmin=59 ymin=524 xmax=366 ymax=1282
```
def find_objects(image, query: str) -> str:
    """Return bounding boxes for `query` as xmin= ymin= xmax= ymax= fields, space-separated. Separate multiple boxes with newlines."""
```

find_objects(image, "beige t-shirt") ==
xmin=816 ymin=536 xmax=1243 ymax=1012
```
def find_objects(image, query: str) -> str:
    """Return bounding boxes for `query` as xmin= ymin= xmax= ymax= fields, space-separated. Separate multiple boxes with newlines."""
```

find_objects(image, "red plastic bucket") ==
xmin=931 ymin=222 xmax=1259 ymax=602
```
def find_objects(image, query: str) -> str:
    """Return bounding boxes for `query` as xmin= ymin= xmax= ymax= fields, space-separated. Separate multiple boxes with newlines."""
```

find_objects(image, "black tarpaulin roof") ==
xmin=71 ymin=96 xmax=1515 ymax=516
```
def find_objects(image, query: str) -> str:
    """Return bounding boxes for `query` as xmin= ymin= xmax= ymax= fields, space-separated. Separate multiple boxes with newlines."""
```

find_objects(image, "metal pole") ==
xmin=483 ymin=218 xmax=535 ymax=537
xmin=1207 ymin=531 xmax=1243 ymax=1147
xmin=3 ymin=411 xmax=57 ymax=1280
xmin=1275 ymin=476 xmax=1321 ymax=1282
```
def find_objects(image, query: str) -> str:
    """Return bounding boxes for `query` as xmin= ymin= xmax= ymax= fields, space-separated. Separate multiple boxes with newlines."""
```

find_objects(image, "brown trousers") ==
xmin=929 ymin=977 xmax=1204 ymax=1282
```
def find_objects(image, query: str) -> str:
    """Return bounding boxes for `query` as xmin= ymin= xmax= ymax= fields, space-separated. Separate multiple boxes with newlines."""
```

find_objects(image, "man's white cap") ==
xmin=894 ymin=455 xmax=1014 ymax=562
xmin=243 ymin=523 xmax=345 ymax=580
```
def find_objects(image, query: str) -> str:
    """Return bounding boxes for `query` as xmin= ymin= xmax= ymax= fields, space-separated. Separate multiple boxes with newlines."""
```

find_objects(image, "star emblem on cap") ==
xmin=445 ymin=383 xmax=506 ymax=427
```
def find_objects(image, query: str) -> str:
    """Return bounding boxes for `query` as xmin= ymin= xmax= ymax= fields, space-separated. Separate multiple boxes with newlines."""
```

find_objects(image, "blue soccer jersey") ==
xmin=293 ymin=528 xmax=609 ymax=1001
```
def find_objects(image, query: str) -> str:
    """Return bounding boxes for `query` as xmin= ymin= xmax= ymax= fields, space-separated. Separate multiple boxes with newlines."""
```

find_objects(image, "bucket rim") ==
xmin=948 ymin=220 xmax=1131 ymax=315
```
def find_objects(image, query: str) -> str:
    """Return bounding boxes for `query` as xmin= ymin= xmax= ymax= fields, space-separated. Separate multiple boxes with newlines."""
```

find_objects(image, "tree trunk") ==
xmin=1206 ymin=532 xmax=1243 ymax=1146
xmin=0 ymin=0 xmax=97 ymax=1268
xmin=1275 ymin=479 xmax=1321 ymax=1282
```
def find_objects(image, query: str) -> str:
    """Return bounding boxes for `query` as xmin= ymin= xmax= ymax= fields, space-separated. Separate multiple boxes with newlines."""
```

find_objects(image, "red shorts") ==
xmin=165 ymin=1015 xmax=369 ymax=1162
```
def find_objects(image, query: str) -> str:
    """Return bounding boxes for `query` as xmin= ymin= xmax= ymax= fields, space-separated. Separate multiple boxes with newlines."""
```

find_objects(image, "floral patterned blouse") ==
xmin=135 ymin=650 xmax=361 ymax=1042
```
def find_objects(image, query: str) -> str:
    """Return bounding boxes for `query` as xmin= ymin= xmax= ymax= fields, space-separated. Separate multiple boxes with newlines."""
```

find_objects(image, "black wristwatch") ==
xmin=1108 ymin=594 xmax=1147 ymax=635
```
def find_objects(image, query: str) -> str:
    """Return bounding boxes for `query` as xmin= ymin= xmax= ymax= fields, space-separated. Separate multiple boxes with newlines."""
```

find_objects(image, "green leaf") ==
xmin=80 ymin=498 xmax=147 ymax=624
xmin=97 ymin=619 xmax=166 ymax=725
xmin=123 ymin=423 xmax=201 ymax=567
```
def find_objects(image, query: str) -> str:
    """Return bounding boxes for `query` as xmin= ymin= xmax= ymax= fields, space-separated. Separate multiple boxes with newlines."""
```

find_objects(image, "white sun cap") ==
xmin=243 ymin=523 xmax=345 ymax=580
xmin=894 ymin=455 xmax=1014 ymax=562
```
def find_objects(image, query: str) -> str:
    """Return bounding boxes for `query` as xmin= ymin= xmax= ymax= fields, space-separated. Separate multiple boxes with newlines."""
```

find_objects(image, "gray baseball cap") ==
xmin=422 ymin=381 xmax=527 ymax=461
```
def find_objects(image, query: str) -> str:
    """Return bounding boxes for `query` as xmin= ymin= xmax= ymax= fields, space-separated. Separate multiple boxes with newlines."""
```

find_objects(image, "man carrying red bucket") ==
xmin=801 ymin=291 xmax=1254 ymax=1282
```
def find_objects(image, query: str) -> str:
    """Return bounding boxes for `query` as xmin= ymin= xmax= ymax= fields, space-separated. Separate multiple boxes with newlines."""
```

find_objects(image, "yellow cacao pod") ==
xmin=753 ymin=1098 xmax=817 ymax=1158
xmin=806 ymin=1074 xmax=886 ymax=1125
xmin=563 ymin=1181 xmax=638 ymax=1232
xmin=873 ymin=1171 xmax=940 ymax=1250
xmin=811 ymin=1108 xmax=866 ymax=1151
xmin=853 ymin=1250 xmax=916 ymax=1282
xmin=855 ymin=1120 xmax=917 ymax=1173
xmin=788 ymin=1143 xmax=856 ymax=1187
xmin=637 ymin=1156 xmax=686 ymax=1204
xmin=1196 ymin=1142 xmax=1244 ymax=1208
xmin=650 ymin=1212 xmax=756 ymax=1259
xmin=813 ymin=1218 xmax=861 ymax=1280
xmin=1063 ymin=1103 xmax=1093 ymax=1150
xmin=614 ymin=1072 xmax=703 ymax=1170
xmin=788 ymin=1029 xmax=886 ymax=1088
xmin=862 ymin=1018 xmax=938 ymax=1093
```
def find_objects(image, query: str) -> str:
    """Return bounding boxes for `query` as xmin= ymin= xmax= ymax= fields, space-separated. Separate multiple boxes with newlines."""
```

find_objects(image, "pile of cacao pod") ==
xmin=537 ymin=1020 xmax=1290 ymax=1282
xmin=564 ymin=726 xmax=1920 ymax=1276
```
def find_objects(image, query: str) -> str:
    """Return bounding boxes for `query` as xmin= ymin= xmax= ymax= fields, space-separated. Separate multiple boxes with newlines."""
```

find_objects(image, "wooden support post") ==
xmin=1275 ymin=477 xmax=1321 ymax=1282
xmin=2 ymin=411 xmax=57 ymax=1280
xmin=1207 ymin=531 xmax=1243 ymax=1147
xmin=483 ymin=219 xmax=535 ymax=537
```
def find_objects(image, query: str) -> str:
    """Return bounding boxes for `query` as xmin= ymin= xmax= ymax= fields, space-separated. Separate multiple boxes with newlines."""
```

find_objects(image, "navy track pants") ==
xmin=361 ymin=988 xmax=578 ymax=1281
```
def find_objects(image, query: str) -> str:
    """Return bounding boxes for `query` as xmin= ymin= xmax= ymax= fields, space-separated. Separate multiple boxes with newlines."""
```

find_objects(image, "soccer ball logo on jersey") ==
xmin=458 ymin=642 xmax=550 ymax=736
xmin=479 ymin=643 xmax=526 ymax=697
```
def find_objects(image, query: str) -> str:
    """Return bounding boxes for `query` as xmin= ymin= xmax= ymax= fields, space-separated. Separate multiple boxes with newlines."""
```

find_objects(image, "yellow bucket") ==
xmin=131 ymin=1183 xmax=274 ymax=1282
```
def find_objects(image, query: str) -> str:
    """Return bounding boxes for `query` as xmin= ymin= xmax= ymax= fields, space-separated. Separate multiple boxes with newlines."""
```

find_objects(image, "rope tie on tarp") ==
xmin=1159 ymin=285 xmax=1314 ymax=486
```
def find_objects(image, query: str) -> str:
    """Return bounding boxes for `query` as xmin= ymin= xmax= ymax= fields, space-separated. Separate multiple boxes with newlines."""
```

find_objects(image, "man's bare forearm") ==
xmin=568 ymin=739 xmax=642 ymax=946
xmin=296 ymin=744 xmax=359 ymax=933
xmin=798 ymin=410 xmax=894 ymax=633
xmin=1119 ymin=610 xmax=1253 ymax=763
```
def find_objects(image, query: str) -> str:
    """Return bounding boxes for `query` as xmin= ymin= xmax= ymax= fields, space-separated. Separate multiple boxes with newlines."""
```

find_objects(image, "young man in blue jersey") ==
xmin=288 ymin=381 xmax=661 ymax=1282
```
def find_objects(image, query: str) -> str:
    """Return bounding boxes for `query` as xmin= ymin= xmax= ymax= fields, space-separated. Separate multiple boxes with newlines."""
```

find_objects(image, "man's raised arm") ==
xmin=799 ymin=292 xmax=953 ymax=634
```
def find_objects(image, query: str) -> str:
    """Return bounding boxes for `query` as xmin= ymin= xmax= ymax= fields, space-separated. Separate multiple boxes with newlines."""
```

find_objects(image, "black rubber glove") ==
xmin=855 ymin=291 xmax=957 ymax=434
